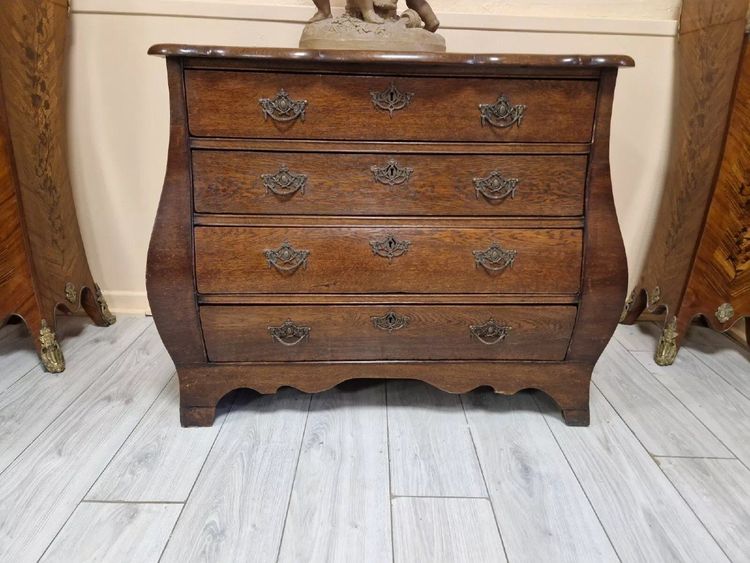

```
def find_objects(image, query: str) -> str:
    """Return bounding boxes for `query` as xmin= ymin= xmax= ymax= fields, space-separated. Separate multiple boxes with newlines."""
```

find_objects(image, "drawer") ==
xmin=193 ymin=151 xmax=587 ymax=217
xmin=185 ymin=71 xmax=597 ymax=143
xmin=200 ymin=304 xmax=577 ymax=361
xmin=194 ymin=226 xmax=582 ymax=294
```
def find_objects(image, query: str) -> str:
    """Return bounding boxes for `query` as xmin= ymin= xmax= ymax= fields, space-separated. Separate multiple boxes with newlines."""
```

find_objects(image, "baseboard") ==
xmin=103 ymin=290 xmax=151 ymax=316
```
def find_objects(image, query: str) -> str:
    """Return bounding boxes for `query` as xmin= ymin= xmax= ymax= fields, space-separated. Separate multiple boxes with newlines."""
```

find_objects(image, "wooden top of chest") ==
xmin=148 ymin=44 xmax=634 ymax=73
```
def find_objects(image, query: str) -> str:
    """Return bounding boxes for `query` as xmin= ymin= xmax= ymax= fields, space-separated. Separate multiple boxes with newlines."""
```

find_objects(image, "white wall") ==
xmin=67 ymin=0 xmax=678 ymax=313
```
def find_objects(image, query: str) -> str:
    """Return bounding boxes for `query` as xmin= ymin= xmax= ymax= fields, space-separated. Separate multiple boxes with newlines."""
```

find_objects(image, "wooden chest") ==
xmin=147 ymin=45 xmax=632 ymax=427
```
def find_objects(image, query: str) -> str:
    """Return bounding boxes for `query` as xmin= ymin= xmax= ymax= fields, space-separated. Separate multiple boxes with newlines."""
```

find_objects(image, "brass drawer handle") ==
xmin=261 ymin=166 xmax=307 ymax=197
xmin=370 ymin=235 xmax=411 ymax=261
xmin=371 ymin=160 xmax=413 ymax=186
xmin=473 ymin=171 xmax=520 ymax=201
xmin=470 ymin=318 xmax=512 ymax=345
xmin=259 ymin=89 xmax=308 ymax=123
xmin=268 ymin=319 xmax=310 ymax=346
xmin=371 ymin=82 xmax=414 ymax=116
xmin=371 ymin=311 xmax=411 ymax=332
xmin=479 ymin=95 xmax=526 ymax=128
xmin=473 ymin=243 xmax=517 ymax=272
xmin=264 ymin=242 xmax=309 ymax=273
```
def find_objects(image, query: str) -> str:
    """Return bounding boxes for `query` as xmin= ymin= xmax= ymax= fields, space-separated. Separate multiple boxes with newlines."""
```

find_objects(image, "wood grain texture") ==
xmin=632 ymin=349 xmax=750 ymax=467
xmin=151 ymin=45 xmax=634 ymax=69
xmin=624 ymin=4 xmax=747 ymax=353
xmin=593 ymin=339 xmax=731 ymax=457
xmin=539 ymin=388 xmax=729 ymax=562
xmin=0 ymin=324 xmax=174 ymax=563
xmin=0 ymin=316 xmax=150 ymax=473
xmin=161 ymin=389 xmax=310 ymax=563
xmin=86 ymin=376 xmax=227 ymax=502
xmin=679 ymin=34 xmax=750 ymax=333
xmin=612 ymin=321 xmax=661 ymax=352
xmin=145 ymin=57 xmax=205 ymax=365
xmin=149 ymin=47 xmax=629 ymax=426
xmin=186 ymin=71 xmax=598 ymax=143
xmin=659 ymin=458 xmax=750 ymax=563
xmin=201 ymin=304 xmax=576 ymax=361
xmin=193 ymin=150 xmax=586 ymax=217
xmin=39 ymin=503 xmax=182 ymax=563
xmin=464 ymin=390 xmax=618 ymax=562
xmin=195 ymin=226 xmax=583 ymax=295
xmin=678 ymin=325 xmax=750 ymax=398
xmin=387 ymin=380 xmax=486 ymax=497
xmin=392 ymin=497 xmax=506 ymax=563
xmin=278 ymin=384 xmax=390 ymax=563
xmin=0 ymin=324 xmax=39 ymax=393
xmin=0 ymin=0 xmax=112 ymax=344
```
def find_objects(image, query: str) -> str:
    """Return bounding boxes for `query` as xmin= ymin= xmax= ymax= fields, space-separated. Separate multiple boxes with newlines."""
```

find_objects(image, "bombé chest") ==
xmin=146 ymin=45 xmax=632 ymax=427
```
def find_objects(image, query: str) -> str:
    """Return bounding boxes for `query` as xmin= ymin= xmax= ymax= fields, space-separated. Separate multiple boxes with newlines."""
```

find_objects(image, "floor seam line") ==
xmin=459 ymin=394 xmax=511 ymax=563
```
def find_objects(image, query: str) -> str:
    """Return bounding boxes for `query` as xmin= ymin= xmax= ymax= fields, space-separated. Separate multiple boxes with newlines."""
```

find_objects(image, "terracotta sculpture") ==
xmin=311 ymin=0 xmax=440 ymax=32
xmin=302 ymin=0 xmax=445 ymax=52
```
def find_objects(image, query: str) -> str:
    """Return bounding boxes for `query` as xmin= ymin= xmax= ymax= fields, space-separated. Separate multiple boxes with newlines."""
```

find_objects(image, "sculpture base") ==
xmin=299 ymin=14 xmax=446 ymax=53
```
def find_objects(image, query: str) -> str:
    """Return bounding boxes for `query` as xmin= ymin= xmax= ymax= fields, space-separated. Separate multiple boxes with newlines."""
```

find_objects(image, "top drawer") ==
xmin=184 ymin=71 xmax=598 ymax=143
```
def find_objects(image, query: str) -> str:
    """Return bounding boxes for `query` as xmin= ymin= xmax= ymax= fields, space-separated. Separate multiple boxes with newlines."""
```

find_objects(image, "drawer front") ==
xmin=201 ymin=304 xmax=576 ymax=361
xmin=194 ymin=226 xmax=582 ymax=294
xmin=193 ymin=151 xmax=587 ymax=217
xmin=185 ymin=71 xmax=597 ymax=143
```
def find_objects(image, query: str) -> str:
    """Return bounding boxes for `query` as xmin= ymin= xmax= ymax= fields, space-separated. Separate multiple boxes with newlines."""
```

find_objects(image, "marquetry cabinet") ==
xmin=0 ymin=1 xmax=115 ymax=372
xmin=147 ymin=45 xmax=631 ymax=426
xmin=621 ymin=19 xmax=749 ymax=365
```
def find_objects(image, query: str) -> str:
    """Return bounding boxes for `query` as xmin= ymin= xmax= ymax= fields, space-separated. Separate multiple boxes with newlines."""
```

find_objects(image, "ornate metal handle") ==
xmin=370 ymin=82 xmax=414 ymax=116
xmin=261 ymin=166 xmax=307 ymax=197
xmin=371 ymin=311 xmax=411 ymax=332
xmin=473 ymin=243 xmax=517 ymax=272
xmin=371 ymin=160 xmax=413 ymax=186
xmin=479 ymin=95 xmax=526 ymax=128
xmin=264 ymin=242 xmax=309 ymax=273
xmin=470 ymin=318 xmax=512 ymax=345
xmin=370 ymin=235 xmax=411 ymax=261
xmin=259 ymin=89 xmax=308 ymax=122
xmin=268 ymin=319 xmax=310 ymax=346
xmin=473 ymin=171 xmax=520 ymax=201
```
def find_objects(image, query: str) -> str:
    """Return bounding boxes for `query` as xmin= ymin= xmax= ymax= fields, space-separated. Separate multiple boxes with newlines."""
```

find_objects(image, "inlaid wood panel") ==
xmin=193 ymin=150 xmax=587 ymax=216
xmin=194 ymin=226 xmax=583 ymax=295
xmin=200 ymin=304 xmax=577 ymax=362
xmin=185 ymin=71 xmax=598 ymax=143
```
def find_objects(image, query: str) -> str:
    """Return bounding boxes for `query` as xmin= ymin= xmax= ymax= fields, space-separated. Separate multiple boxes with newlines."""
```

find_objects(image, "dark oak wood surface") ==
xmin=193 ymin=150 xmax=587 ymax=216
xmin=201 ymin=304 xmax=577 ymax=362
xmin=186 ymin=71 xmax=598 ymax=143
xmin=147 ymin=44 xmax=630 ymax=427
xmin=194 ymin=226 xmax=583 ymax=294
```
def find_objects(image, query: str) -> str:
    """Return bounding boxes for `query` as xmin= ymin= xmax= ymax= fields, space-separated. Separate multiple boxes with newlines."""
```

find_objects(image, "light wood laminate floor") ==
xmin=0 ymin=316 xmax=748 ymax=562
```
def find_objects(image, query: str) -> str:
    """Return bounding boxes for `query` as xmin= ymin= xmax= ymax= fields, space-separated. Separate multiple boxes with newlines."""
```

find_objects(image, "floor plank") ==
xmin=392 ymin=497 xmax=505 ymax=563
xmin=658 ymin=458 xmax=750 ymax=563
xmin=39 ymin=502 xmax=181 ymax=563
xmin=278 ymin=383 xmax=391 ymax=563
xmin=0 ymin=324 xmax=175 ymax=563
xmin=387 ymin=380 xmax=486 ymax=497
xmin=87 ymin=376 xmax=228 ymax=502
xmin=464 ymin=390 xmax=617 ymax=563
xmin=680 ymin=326 xmax=750 ymax=399
xmin=0 ymin=323 xmax=38 ymax=393
xmin=0 ymin=315 xmax=151 ymax=473
xmin=160 ymin=389 xmax=310 ymax=563
xmin=594 ymin=340 xmax=731 ymax=457
xmin=538 ymin=387 xmax=729 ymax=562
xmin=613 ymin=322 xmax=662 ymax=352
xmin=632 ymin=349 xmax=750 ymax=467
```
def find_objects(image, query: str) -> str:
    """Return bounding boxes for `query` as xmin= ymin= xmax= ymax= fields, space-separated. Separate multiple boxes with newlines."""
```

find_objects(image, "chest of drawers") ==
xmin=147 ymin=45 xmax=632 ymax=427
